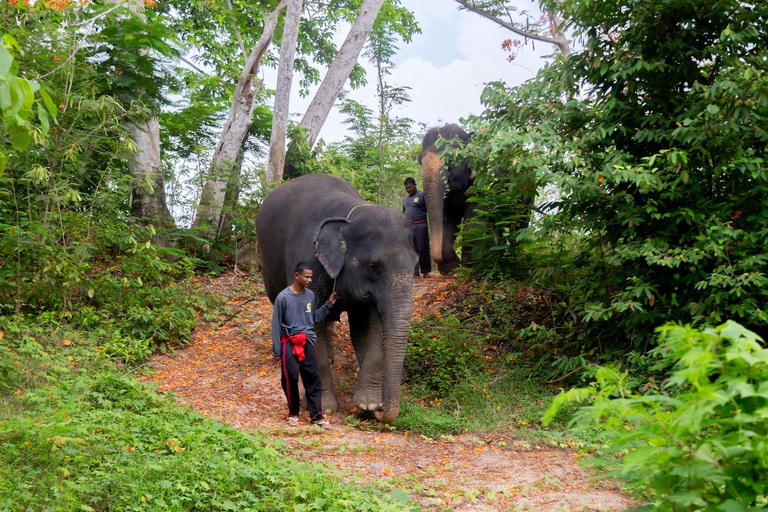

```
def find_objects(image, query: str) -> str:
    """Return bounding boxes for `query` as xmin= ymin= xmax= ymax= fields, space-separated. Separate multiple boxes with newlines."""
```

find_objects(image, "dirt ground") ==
xmin=143 ymin=272 xmax=636 ymax=511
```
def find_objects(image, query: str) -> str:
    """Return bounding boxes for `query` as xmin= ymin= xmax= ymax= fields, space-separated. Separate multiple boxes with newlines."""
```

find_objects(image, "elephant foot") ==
xmin=438 ymin=259 xmax=460 ymax=276
xmin=322 ymin=390 xmax=339 ymax=414
xmin=353 ymin=389 xmax=382 ymax=413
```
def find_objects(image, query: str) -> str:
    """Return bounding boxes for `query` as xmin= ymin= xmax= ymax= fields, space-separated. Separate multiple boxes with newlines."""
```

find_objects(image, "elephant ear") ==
xmin=313 ymin=217 xmax=349 ymax=279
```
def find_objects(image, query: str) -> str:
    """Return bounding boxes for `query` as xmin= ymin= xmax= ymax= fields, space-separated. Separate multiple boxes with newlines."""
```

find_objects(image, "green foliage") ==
xmin=0 ymin=34 xmax=56 ymax=164
xmin=464 ymin=0 xmax=768 ymax=354
xmin=544 ymin=321 xmax=768 ymax=509
xmin=0 ymin=319 xmax=419 ymax=511
xmin=405 ymin=315 xmax=483 ymax=398
xmin=397 ymin=280 xmax=586 ymax=445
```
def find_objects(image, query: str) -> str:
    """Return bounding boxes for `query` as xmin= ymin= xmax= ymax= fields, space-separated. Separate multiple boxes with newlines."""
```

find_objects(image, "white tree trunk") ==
xmin=127 ymin=117 xmax=171 ymax=225
xmin=193 ymin=0 xmax=287 ymax=235
xmin=110 ymin=0 xmax=174 ymax=231
xmin=300 ymin=0 xmax=386 ymax=149
xmin=266 ymin=0 xmax=303 ymax=184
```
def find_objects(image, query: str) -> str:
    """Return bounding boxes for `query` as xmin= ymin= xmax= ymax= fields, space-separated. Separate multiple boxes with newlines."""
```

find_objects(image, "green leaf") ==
xmin=38 ymin=103 xmax=50 ymax=135
xmin=10 ymin=128 xmax=31 ymax=151
xmin=0 ymin=43 xmax=12 ymax=77
xmin=38 ymin=88 xmax=58 ymax=120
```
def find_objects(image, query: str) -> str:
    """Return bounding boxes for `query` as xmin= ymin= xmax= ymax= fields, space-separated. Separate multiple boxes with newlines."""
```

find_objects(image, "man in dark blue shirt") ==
xmin=403 ymin=177 xmax=432 ymax=277
xmin=272 ymin=262 xmax=337 ymax=427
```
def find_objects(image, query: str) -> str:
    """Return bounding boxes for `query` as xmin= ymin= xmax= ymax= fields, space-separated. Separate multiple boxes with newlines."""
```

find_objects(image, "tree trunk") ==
xmin=113 ymin=0 xmax=175 ymax=236
xmin=194 ymin=0 xmax=287 ymax=237
xmin=299 ymin=0 xmax=386 ymax=150
xmin=266 ymin=0 xmax=303 ymax=184
xmin=128 ymin=118 xmax=173 ymax=229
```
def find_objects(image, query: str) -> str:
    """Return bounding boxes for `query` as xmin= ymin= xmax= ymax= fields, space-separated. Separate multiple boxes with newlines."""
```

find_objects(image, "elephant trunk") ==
xmin=421 ymin=151 xmax=445 ymax=264
xmin=375 ymin=286 xmax=413 ymax=424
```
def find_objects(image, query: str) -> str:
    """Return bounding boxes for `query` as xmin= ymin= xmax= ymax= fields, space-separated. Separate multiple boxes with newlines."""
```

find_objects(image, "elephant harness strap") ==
xmin=281 ymin=332 xmax=308 ymax=361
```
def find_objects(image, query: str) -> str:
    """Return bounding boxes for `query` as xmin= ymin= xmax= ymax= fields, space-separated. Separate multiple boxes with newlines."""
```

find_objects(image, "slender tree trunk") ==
xmin=194 ymin=0 xmax=287 ymax=237
xmin=112 ymin=0 xmax=175 ymax=235
xmin=267 ymin=0 xmax=303 ymax=184
xmin=128 ymin=117 xmax=173 ymax=227
xmin=299 ymin=0 xmax=386 ymax=150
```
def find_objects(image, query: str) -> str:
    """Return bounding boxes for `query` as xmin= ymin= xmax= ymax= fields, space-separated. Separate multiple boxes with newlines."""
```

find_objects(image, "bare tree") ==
xmin=455 ymin=0 xmax=571 ymax=58
xmin=299 ymin=0 xmax=387 ymax=150
xmin=266 ymin=0 xmax=303 ymax=184
xmin=110 ymin=0 xmax=175 ymax=233
xmin=193 ymin=0 xmax=287 ymax=238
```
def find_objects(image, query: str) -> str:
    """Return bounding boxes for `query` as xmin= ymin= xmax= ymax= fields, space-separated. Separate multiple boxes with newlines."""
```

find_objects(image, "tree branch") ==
xmin=454 ymin=0 xmax=571 ymax=57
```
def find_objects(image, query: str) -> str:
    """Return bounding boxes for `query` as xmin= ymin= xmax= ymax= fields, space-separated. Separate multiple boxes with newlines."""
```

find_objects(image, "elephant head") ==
xmin=419 ymin=124 xmax=475 ymax=273
xmin=314 ymin=207 xmax=416 ymax=423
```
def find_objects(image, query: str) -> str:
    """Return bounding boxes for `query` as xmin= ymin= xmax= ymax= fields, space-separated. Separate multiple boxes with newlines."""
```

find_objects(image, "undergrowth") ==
xmin=396 ymin=278 xmax=587 ymax=447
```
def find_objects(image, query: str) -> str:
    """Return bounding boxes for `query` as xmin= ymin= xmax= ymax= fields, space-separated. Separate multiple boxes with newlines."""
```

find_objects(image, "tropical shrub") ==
xmin=462 ymin=0 xmax=768 ymax=354
xmin=544 ymin=321 xmax=768 ymax=509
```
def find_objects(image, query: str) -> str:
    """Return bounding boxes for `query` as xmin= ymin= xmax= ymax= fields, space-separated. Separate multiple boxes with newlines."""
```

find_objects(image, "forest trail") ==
xmin=144 ymin=272 xmax=635 ymax=511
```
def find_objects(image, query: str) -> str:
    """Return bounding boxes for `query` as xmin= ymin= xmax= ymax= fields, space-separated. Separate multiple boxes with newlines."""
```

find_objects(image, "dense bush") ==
xmin=544 ymin=322 xmax=768 ymax=509
xmin=460 ymin=0 xmax=768 ymax=357
xmin=404 ymin=314 xmax=483 ymax=398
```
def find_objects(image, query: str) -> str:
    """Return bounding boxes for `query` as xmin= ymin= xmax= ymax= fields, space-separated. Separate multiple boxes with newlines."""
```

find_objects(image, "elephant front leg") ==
xmin=313 ymin=319 xmax=339 ymax=414
xmin=348 ymin=308 xmax=383 ymax=413
xmin=438 ymin=219 xmax=461 ymax=275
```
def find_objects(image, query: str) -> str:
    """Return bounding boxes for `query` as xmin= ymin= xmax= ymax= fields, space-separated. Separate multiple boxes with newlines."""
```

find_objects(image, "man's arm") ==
xmin=313 ymin=292 xmax=338 ymax=323
xmin=271 ymin=296 xmax=284 ymax=357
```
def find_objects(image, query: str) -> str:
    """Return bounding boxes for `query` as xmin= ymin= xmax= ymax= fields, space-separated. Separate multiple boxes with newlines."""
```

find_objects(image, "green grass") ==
xmin=0 ymin=316 xmax=420 ymax=511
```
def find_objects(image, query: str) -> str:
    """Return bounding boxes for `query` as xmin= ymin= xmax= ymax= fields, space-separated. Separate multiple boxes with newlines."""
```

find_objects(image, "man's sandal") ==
xmin=311 ymin=419 xmax=330 ymax=429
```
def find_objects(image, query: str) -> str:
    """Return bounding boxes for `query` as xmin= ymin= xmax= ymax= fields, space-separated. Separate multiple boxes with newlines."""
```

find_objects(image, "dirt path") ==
xmin=144 ymin=273 xmax=634 ymax=511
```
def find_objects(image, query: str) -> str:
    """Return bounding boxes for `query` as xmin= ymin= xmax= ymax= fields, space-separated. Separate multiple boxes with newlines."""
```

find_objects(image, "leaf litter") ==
xmin=143 ymin=272 xmax=636 ymax=511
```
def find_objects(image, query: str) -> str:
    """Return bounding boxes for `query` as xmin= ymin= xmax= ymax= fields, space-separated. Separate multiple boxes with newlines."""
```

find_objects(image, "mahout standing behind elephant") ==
xmin=419 ymin=124 xmax=477 ymax=275
xmin=256 ymin=174 xmax=417 ymax=423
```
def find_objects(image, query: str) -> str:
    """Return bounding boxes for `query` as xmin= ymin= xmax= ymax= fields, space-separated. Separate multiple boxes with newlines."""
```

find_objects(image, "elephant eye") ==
xmin=366 ymin=262 xmax=382 ymax=279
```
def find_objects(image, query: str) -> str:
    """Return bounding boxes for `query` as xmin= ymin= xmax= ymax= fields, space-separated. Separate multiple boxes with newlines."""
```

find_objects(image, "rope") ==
xmin=346 ymin=203 xmax=373 ymax=220
xmin=332 ymin=203 xmax=374 ymax=295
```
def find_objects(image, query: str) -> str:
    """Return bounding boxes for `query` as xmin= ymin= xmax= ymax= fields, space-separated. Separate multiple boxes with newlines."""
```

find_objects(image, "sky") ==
xmin=262 ymin=0 xmax=558 ymax=144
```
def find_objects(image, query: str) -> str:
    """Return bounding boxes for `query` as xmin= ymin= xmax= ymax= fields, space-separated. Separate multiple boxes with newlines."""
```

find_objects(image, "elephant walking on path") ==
xmin=419 ymin=124 xmax=476 ymax=275
xmin=256 ymin=174 xmax=417 ymax=423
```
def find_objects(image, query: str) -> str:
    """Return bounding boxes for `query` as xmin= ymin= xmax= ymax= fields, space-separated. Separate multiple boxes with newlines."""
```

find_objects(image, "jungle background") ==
xmin=1 ymin=0 xmax=767 ymax=510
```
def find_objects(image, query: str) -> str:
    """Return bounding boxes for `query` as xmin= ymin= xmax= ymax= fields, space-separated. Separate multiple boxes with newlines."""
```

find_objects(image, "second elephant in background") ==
xmin=418 ymin=124 xmax=476 ymax=275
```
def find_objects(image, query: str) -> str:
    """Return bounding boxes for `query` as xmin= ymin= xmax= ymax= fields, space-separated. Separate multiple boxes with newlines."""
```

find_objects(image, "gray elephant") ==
xmin=256 ymin=174 xmax=417 ymax=423
xmin=419 ymin=124 xmax=476 ymax=275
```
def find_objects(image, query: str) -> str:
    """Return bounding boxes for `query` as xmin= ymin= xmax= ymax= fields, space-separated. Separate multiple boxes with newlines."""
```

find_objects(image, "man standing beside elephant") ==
xmin=403 ymin=177 xmax=431 ymax=278
xmin=272 ymin=262 xmax=338 ymax=428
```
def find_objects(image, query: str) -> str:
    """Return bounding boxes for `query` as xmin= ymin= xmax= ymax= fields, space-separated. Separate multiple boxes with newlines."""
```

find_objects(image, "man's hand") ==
xmin=273 ymin=354 xmax=281 ymax=365
xmin=329 ymin=292 xmax=339 ymax=304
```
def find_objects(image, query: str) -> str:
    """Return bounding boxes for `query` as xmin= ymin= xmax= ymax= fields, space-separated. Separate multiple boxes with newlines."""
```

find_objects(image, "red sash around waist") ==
xmin=281 ymin=332 xmax=308 ymax=361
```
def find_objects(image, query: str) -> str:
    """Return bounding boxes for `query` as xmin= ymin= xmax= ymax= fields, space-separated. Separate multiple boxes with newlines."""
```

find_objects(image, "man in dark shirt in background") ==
xmin=403 ymin=177 xmax=431 ymax=278
xmin=271 ymin=262 xmax=338 ymax=427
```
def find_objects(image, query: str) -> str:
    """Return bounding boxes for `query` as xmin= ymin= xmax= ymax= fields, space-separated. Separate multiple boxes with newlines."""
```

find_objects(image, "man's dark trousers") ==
xmin=410 ymin=224 xmax=431 ymax=276
xmin=280 ymin=341 xmax=323 ymax=421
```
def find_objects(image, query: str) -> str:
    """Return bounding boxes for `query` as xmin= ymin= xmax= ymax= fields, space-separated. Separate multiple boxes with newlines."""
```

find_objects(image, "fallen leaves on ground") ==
xmin=143 ymin=272 xmax=634 ymax=511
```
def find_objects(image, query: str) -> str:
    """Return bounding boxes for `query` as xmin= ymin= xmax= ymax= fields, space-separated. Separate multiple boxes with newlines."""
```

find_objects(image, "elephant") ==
xmin=255 ymin=174 xmax=417 ymax=423
xmin=419 ymin=123 xmax=477 ymax=275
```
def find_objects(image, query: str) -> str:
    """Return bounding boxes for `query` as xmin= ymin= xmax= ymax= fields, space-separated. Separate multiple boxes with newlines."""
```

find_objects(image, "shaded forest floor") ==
xmin=142 ymin=272 xmax=635 ymax=511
